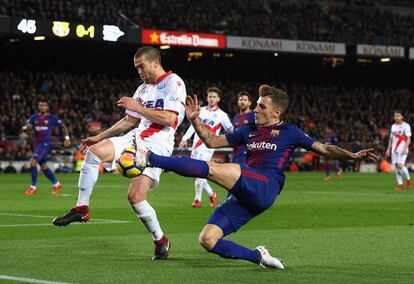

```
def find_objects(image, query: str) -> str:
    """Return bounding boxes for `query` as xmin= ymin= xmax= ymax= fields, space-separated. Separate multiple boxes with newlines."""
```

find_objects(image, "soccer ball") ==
xmin=116 ymin=147 xmax=145 ymax=178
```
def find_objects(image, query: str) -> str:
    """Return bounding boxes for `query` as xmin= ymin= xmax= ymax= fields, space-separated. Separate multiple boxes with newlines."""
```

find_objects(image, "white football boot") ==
xmin=255 ymin=246 xmax=285 ymax=269
xmin=134 ymin=134 xmax=149 ymax=168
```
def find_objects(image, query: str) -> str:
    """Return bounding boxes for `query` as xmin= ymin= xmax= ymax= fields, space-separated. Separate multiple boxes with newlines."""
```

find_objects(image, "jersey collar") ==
xmin=154 ymin=71 xmax=173 ymax=85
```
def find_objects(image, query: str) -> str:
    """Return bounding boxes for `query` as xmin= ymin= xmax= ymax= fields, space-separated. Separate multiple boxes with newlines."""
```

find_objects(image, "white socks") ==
xmin=76 ymin=150 xmax=101 ymax=207
xmin=132 ymin=200 xmax=163 ymax=241
xmin=194 ymin=178 xmax=215 ymax=201
xmin=203 ymin=179 xmax=214 ymax=196
xmin=195 ymin=178 xmax=203 ymax=201
xmin=402 ymin=167 xmax=411 ymax=180
xmin=395 ymin=169 xmax=403 ymax=185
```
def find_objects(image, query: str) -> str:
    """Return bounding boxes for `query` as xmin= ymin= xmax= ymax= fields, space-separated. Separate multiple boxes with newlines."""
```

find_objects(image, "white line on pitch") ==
xmin=0 ymin=275 xmax=71 ymax=284
xmin=0 ymin=220 xmax=130 ymax=227
xmin=0 ymin=213 xmax=131 ymax=223
xmin=291 ymin=190 xmax=414 ymax=198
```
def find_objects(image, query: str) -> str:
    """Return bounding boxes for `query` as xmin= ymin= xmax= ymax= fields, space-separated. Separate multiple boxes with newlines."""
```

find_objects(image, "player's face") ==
xmin=394 ymin=113 xmax=403 ymax=123
xmin=38 ymin=102 xmax=49 ymax=114
xmin=207 ymin=92 xmax=220 ymax=107
xmin=238 ymin=95 xmax=251 ymax=111
xmin=134 ymin=55 xmax=158 ymax=84
xmin=254 ymin=96 xmax=280 ymax=126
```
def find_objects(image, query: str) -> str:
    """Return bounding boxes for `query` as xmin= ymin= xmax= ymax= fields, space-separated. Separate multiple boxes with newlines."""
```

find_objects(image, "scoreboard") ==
xmin=3 ymin=16 xmax=140 ymax=43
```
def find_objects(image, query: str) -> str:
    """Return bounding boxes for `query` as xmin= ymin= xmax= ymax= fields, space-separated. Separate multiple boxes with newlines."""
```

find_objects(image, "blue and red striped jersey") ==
xmin=226 ymin=122 xmax=315 ymax=174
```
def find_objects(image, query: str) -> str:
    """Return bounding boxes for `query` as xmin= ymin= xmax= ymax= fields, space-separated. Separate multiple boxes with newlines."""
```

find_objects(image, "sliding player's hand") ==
xmin=185 ymin=95 xmax=201 ymax=121
xmin=354 ymin=148 xmax=378 ymax=162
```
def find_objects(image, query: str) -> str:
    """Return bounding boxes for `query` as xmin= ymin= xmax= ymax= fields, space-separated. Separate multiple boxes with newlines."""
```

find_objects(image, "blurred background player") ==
xmin=179 ymin=87 xmax=234 ymax=208
xmin=231 ymin=91 xmax=255 ymax=164
xmin=53 ymin=46 xmax=187 ymax=260
xmin=386 ymin=110 xmax=411 ymax=191
xmin=323 ymin=127 xmax=343 ymax=181
xmin=22 ymin=100 xmax=70 ymax=195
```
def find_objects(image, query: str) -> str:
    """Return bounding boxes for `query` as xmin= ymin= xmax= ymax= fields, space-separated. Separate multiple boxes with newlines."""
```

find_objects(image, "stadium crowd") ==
xmin=1 ymin=70 xmax=412 ymax=165
xmin=1 ymin=0 xmax=414 ymax=45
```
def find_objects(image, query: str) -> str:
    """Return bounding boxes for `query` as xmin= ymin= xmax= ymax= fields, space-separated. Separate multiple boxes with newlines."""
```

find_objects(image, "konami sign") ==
xmin=227 ymin=36 xmax=346 ymax=55
xmin=357 ymin=44 xmax=405 ymax=57
xmin=142 ymin=29 xmax=226 ymax=49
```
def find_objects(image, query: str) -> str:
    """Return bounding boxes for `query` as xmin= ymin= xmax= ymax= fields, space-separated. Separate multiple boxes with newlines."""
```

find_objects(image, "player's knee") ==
xmin=206 ymin=161 xmax=220 ymax=177
xmin=40 ymin=164 xmax=48 ymax=171
xmin=87 ymin=145 xmax=103 ymax=159
xmin=127 ymin=189 xmax=147 ymax=204
xmin=198 ymin=232 xmax=218 ymax=251
xmin=30 ymin=160 xmax=37 ymax=167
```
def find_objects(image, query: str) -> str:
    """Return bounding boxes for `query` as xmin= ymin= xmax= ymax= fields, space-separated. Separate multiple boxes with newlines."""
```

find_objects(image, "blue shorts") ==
xmin=207 ymin=163 xmax=284 ymax=236
xmin=32 ymin=145 xmax=50 ymax=165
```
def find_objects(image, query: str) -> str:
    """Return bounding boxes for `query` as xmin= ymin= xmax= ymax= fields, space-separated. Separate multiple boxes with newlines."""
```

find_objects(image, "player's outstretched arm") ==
xmin=79 ymin=116 xmax=139 ymax=152
xmin=186 ymin=95 xmax=230 ymax=149
xmin=311 ymin=141 xmax=378 ymax=162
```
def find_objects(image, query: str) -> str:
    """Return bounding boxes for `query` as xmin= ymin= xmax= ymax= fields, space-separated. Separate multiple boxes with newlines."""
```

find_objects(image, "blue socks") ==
xmin=30 ymin=166 xmax=38 ymax=187
xmin=210 ymin=239 xmax=260 ymax=264
xmin=148 ymin=153 xmax=209 ymax=178
xmin=42 ymin=168 xmax=58 ymax=185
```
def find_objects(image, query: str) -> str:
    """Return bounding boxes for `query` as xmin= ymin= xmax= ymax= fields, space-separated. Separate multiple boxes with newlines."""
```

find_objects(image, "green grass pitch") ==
xmin=1 ymin=172 xmax=414 ymax=283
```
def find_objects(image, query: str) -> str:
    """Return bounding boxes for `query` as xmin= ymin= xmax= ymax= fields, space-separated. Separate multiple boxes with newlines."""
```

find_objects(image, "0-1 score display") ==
xmin=11 ymin=17 xmax=139 ymax=43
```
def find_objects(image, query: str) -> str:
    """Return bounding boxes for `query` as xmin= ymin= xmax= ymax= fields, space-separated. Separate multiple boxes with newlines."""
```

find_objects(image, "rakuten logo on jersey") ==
xmin=35 ymin=126 xmax=48 ymax=131
xmin=247 ymin=141 xmax=277 ymax=151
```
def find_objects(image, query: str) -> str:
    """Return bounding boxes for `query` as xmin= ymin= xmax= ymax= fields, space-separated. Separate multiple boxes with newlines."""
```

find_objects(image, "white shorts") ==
xmin=191 ymin=148 xmax=214 ymax=161
xmin=391 ymin=152 xmax=407 ymax=165
xmin=107 ymin=129 xmax=173 ymax=189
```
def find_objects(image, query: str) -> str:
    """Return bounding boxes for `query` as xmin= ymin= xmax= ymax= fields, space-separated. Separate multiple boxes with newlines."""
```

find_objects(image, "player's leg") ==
xmin=193 ymin=179 xmax=203 ymax=207
xmin=398 ymin=154 xmax=411 ymax=189
xmin=193 ymin=150 xmax=217 ymax=207
xmin=333 ymin=161 xmax=343 ymax=180
xmin=25 ymin=158 xmax=39 ymax=195
xmin=324 ymin=159 xmax=331 ymax=181
xmin=128 ymin=172 xmax=170 ymax=260
xmin=191 ymin=150 xmax=203 ymax=207
xmin=25 ymin=147 xmax=47 ymax=195
xmin=392 ymin=153 xmax=404 ymax=191
xmin=53 ymin=139 xmax=116 ymax=226
xmin=199 ymin=199 xmax=283 ymax=269
xmin=146 ymin=151 xmax=241 ymax=191
xmin=39 ymin=161 xmax=61 ymax=195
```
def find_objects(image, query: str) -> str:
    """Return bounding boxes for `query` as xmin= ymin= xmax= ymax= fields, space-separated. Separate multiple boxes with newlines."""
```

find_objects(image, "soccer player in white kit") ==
xmin=53 ymin=46 xmax=187 ymax=260
xmin=179 ymin=87 xmax=234 ymax=207
xmin=386 ymin=110 xmax=411 ymax=191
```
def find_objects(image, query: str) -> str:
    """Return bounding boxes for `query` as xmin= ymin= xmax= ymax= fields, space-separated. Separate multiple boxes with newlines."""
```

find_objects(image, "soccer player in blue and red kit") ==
xmin=22 ymin=100 xmax=70 ymax=195
xmin=231 ymin=91 xmax=255 ymax=164
xmin=122 ymin=85 xmax=378 ymax=269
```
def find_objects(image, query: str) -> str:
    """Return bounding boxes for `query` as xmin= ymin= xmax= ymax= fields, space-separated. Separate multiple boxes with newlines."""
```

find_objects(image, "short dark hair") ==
xmin=258 ymin=84 xmax=289 ymax=113
xmin=237 ymin=91 xmax=252 ymax=101
xmin=134 ymin=46 xmax=161 ymax=64
xmin=394 ymin=109 xmax=403 ymax=115
xmin=207 ymin=87 xmax=221 ymax=97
